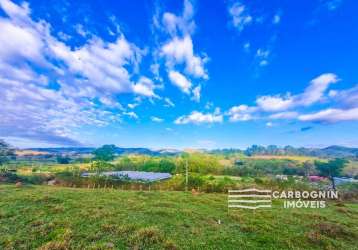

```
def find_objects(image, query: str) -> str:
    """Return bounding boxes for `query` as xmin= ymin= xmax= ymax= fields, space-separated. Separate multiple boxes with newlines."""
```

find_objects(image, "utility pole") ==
xmin=185 ymin=159 xmax=188 ymax=192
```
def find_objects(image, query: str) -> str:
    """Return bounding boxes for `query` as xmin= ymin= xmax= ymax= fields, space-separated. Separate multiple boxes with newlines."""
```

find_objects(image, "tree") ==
xmin=56 ymin=155 xmax=71 ymax=164
xmin=303 ymin=161 xmax=315 ymax=177
xmin=314 ymin=158 xmax=347 ymax=190
xmin=0 ymin=140 xmax=16 ymax=166
xmin=93 ymin=145 xmax=116 ymax=162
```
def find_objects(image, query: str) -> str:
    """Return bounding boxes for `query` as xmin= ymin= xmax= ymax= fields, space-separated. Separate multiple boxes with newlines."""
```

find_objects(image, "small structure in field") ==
xmin=308 ymin=175 xmax=326 ymax=182
xmin=81 ymin=171 xmax=172 ymax=182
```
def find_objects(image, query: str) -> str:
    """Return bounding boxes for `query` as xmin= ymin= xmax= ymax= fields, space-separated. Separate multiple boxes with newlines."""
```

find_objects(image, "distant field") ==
xmin=0 ymin=184 xmax=357 ymax=249
xmin=248 ymin=155 xmax=318 ymax=162
xmin=15 ymin=150 xmax=50 ymax=156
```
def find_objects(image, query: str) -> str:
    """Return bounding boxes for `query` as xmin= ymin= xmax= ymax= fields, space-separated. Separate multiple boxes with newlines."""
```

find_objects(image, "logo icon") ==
xmin=228 ymin=188 xmax=272 ymax=210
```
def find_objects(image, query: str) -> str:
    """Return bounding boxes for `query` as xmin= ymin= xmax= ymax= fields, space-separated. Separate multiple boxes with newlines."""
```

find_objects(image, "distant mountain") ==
xmin=25 ymin=147 xmax=182 ymax=156
xmin=27 ymin=147 xmax=95 ymax=154
xmin=243 ymin=145 xmax=358 ymax=159
xmin=320 ymin=146 xmax=358 ymax=158
xmin=23 ymin=145 xmax=358 ymax=159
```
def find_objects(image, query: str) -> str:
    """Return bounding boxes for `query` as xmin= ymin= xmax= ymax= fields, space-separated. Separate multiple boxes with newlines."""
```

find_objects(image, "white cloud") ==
xmin=329 ymin=85 xmax=358 ymax=108
xmin=133 ymin=77 xmax=158 ymax=97
xmin=0 ymin=0 xmax=155 ymax=145
xmin=123 ymin=111 xmax=138 ymax=119
xmin=255 ymin=49 xmax=271 ymax=67
xmin=156 ymin=0 xmax=208 ymax=99
xmin=298 ymin=73 xmax=339 ymax=106
xmin=50 ymin=36 xmax=144 ymax=94
xmin=75 ymin=24 xmax=89 ymax=37
xmin=273 ymin=14 xmax=281 ymax=24
xmin=162 ymin=0 xmax=195 ymax=36
xmin=227 ymin=105 xmax=257 ymax=121
xmin=161 ymin=35 xmax=208 ymax=79
xmin=164 ymin=97 xmax=175 ymax=107
xmin=151 ymin=116 xmax=164 ymax=122
xmin=266 ymin=122 xmax=274 ymax=127
xmin=228 ymin=73 xmax=341 ymax=123
xmin=128 ymin=103 xmax=139 ymax=109
xmin=192 ymin=85 xmax=201 ymax=102
xmin=256 ymin=94 xmax=294 ymax=112
xmin=243 ymin=42 xmax=250 ymax=52
xmin=256 ymin=73 xmax=338 ymax=112
xmin=269 ymin=111 xmax=299 ymax=119
xmin=168 ymin=70 xmax=192 ymax=94
xmin=228 ymin=2 xmax=252 ymax=32
xmin=325 ymin=0 xmax=343 ymax=11
xmin=175 ymin=111 xmax=223 ymax=125
xmin=205 ymin=101 xmax=214 ymax=110
xmin=298 ymin=108 xmax=358 ymax=122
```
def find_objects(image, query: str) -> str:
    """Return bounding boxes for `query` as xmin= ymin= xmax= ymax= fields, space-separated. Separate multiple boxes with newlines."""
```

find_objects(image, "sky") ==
xmin=0 ymin=0 xmax=358 ymax=149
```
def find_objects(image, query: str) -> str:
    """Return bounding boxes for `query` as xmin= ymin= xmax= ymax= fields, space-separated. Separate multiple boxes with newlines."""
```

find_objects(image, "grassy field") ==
xmin=248 ymin=155 xmax=318 ymax=162
xmin=1 ymin=185 xmax=357 ymax=249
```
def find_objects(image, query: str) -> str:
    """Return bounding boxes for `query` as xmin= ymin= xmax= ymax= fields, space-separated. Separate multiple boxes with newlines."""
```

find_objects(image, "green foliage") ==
xmin=140 ymin=158 xmax=176 ymax=173
xmin=315 ymin=159 xmax=347 ymax=178
xmin=93 ymin=145 xmax=116 ymax=162
xmin=224 ymin=159 xmax=306 ymax=177
xmin=89 ymin=161 xmax=114 ymax=173
xmin=56 ymin=155 xmax=70 ymax=164
xmin=0 ymin=140 xmax=16 ymax=166
xmin=176 ymin=153 xmax=222 ymax=174
xmin=315 ymin=158 xmax=348 ymax=190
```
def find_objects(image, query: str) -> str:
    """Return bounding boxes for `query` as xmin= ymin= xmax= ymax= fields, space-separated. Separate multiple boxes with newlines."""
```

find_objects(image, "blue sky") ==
xmin=0 ymin=0 xmax=358 ymax=149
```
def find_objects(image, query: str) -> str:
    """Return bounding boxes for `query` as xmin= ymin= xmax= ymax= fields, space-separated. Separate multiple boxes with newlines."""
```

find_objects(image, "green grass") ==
xmin=0 ymin=184 xmax=357 ymax=250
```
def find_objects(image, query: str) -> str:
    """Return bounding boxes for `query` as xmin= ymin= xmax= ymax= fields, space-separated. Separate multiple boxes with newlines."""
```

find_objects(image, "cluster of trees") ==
xmin=244 ymin=145 xmax=313 ymax=156
xmin=315 ymin=158 xmax=347 ymax=190
xmin=0 ymin=140 xmax=16 ymax=166
xmin=244 ymin=145 xmax=358 ymax=158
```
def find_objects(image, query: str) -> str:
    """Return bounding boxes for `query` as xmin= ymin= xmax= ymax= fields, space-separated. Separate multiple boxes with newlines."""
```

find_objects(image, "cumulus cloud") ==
xmin=227 ymin=105 xmax=257 ymax=121
xmin=162 ymin=0 xmax=195 ymax=36
xmin=256 ymin=73 xmax=338 ymax=112
xmin=168 ymin=70 xmax=192 ymax=94
xmin=175 ymin=110 xmax=223 ymax=125
xmin=156 ymin=0 xmax=208 ymax=99
xmin=298 ymin=73 xmax=339 ymax=106
xmin=161 ymin=35 xmax=208 ymax=79
xmin=227 ymin=73 xmax=343 ymax=123
xmin=228 ymin=2 xmax=252 ymax=32
xmin=256 ymin=94 xmax=293 ymax=112
xmin=133 ymin=77 xmax=158 ymax=97
xmin=0 ymin=0 xmax=157 ymax=145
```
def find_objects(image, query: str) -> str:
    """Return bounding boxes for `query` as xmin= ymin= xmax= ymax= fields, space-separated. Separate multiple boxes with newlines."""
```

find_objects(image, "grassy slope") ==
xmin=0 ymin=185 xmax=357 ymax=250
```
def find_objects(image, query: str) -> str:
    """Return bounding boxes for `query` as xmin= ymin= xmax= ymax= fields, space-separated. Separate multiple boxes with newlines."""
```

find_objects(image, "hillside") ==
xmin=21 ymin=145 xmax=358 ymax=159
xmin=1 ymin=185 xmax=357 ymax=249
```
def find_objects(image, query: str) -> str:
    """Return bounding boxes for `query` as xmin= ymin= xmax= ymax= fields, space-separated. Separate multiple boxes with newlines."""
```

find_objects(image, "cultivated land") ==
xmin=1 ymin=185 xmax=357 ymax=250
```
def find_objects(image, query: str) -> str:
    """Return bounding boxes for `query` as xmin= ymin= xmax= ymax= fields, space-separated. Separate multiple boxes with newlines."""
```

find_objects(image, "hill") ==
xmin=25 ymin=147 xmax=181 ymax=156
